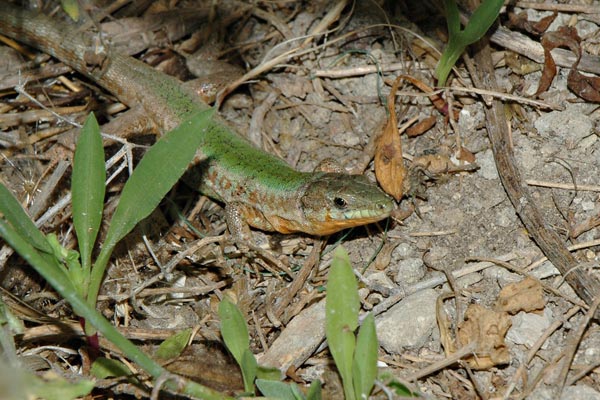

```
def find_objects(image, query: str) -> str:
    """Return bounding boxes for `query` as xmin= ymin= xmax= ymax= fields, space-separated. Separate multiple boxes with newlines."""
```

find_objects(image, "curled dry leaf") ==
xmin=537 ymin=26 xmax=580 ymax=95
xmin=437 ymin=298 xmax=511 ymax=370
xmin=537 ymin=26 xmax=600 ymax=102
xmin=411 ymin=153 xmax=479 ymax=176
xmin=456 ymin=304 xmax=511 ymax=370
xmin=507 ymin=10 xmax=556 ymax=36
xmin=375 ymin=76 xmax=408 ymax=201
xmin=495 ymin=277 xmax=546 ymax=314
xmin=390 ymin=74 xmax=460 ymax=119
xmin=406 ymin=115 xmax=436 ymax=137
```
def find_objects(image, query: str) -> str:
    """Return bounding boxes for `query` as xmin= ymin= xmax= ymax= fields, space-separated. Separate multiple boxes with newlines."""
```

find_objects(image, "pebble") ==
xmin=506 ymin=309 xmax=552 ymax=349
xmin=375 ymin=289 xmax=438 ymax=353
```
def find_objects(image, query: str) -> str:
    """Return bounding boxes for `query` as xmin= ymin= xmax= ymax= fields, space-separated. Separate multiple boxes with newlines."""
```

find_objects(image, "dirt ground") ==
xmin=1 ymin=1 xmax=600 ymax=399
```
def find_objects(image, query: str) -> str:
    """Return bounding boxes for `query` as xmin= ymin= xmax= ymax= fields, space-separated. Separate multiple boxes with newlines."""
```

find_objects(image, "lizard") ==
xmin=0 ymin=4 xmax=394 ymax=241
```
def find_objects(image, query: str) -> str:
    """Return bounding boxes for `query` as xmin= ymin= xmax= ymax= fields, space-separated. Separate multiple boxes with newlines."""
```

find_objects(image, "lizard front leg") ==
xmin=224 ymin=202 xmax=294 ymax=277
xmin=224 ymin=201 xmax=276 ymax=245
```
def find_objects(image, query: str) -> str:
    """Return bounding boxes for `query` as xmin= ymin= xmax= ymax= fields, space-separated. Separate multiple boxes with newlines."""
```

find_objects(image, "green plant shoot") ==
xmin=326 ymin=246 xmax=378 ymax=400
xmin=435 ymin=0 xmax=504 ymax=86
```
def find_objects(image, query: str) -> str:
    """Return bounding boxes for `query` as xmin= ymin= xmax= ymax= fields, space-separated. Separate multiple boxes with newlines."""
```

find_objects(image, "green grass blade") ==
xmin=219 ymin=297 xmax=250 ymax=365
xmin=255 ymin=379 xmax=297 ymax=399
xmin=0 ymin=219 xmax=231 ymax=400
xmin=434 ymin=36 xmax=464 ymax=87
xmin=0 ymin=184 xmax=52 ymax=254
xmin=72 ymin=113 xmax=105 ymax=273
xmin=326 ymin=246 xmax=359 ymax=400
xmin=436 ymin=0 xmax=502 ymax=86
xmin=445 ymin=0 xmax=460 ymax=36
xmin=462 ymin=0 xmax=504 ymax=41
xmin=87 ymin=108 xmax=215 ymax=307
xmin=103 ymin=108 xmax=214 ymax=250
xmin=241 ymin=349 xmax=258 ymax=393
xmin=352 ymin=313 xmax=378 ymax=400
xmin=306 ymin=380 xmax=322 ymax=400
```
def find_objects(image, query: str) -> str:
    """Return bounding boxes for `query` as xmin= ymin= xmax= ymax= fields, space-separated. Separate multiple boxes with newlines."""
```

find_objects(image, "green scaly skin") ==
xmin=0 ymin=5 xmax=394 ymax=237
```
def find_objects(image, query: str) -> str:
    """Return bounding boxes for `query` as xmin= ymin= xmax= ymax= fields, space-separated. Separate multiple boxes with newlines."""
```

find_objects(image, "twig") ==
xmin=502 ymin=306 xmax=581 ymax=399
xmin=468 ymin=21 xmax=600 ymax=315
xmin=526 ymin=179 xmax=600 ymax=192
xmin=556 ymin=296 xmax=600 ymax=398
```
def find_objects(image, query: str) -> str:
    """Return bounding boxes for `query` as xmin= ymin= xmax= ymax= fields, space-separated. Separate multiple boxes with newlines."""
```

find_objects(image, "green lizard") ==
xmin=0 ymin=5 xmax=393 ymax=240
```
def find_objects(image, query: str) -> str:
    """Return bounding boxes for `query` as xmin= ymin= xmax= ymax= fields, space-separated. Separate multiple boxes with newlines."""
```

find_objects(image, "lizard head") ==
xmin=299 ymin=173 xmax=394 ymax=235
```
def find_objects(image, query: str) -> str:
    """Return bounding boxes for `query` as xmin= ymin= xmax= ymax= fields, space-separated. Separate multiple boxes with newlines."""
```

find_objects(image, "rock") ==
xmin=561 ymin=385 xmax=600 ymax=400
xmin=506 ymin=309 xmax=552 ymax=349
xmin=376 ymin=289 xmax=438 ymax=353
xmin=477 ymin=149 xmax=500 ymax=180
xmin=394 ymin=258 xmax=425 ymax=285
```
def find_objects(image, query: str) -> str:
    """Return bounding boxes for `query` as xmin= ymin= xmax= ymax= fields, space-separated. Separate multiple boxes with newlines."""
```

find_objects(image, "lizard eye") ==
xmin=333 ymin=197 xmax=347 ymax=209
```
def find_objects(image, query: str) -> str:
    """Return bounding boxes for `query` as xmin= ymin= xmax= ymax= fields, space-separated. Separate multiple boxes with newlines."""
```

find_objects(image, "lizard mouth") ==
xmin=306 ymin=205 xmax=393 ymax=236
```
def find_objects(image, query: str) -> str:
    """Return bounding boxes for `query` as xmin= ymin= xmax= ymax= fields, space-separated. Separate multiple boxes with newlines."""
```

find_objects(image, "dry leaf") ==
xmin=437 ymin=298 xmax=511 ymax=370
xmin=392 ymin=74 xmax=459 ymax=119
xmin=411 ymin=153 xmax=478 ymax=175
xmin=537 ymin=26 xmax=580 ymax=96
xmin=456 ymin=304 xmax=512 ymax=370
xmin=507 ymin=10 xmax=556 ymax=36
xmin=406 ymin=115 xmax=436 ymax=137
xmin=495 ymin=277 xmax=546 ymax=314
xmin=375 ymin=76 xmax=407 ymax=201
xmin=537 ymin=26 xmax=600 ymax=102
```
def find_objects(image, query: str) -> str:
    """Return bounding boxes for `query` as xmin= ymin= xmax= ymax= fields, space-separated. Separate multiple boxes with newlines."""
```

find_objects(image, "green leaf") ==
xmin=352 ymin=313 xmax=378 ymax=400
xmin=306 ymin=380 xmax=322 ymax=400
xmin=218 ymin=297 xmax=249 ymax=366
xmin=291 ymin=383 xmax=308 ymax=400
xmin=72 ymin=113 xmax=105 ymax=275
xmin=0 ymin=218 xmax=231 ymax=400
xmin=91 ymin=357 xmax=132 ymax=378
xmin=60 ymin=0 xmax=80 ymax=21
xmin=256 ymin=364 xmax=283 ymax=381
xmin=155 ymin=328 xmax=193 ymax=360
xmin=462 ymin=0 xmax=504 ymax=41
xmin=27 ymin=371 xmax=94 ymax=400
xmin=0 ymin=298 xmax=24 ymax=334
xmin=435 ymin=0 xmax=503 ymax=86
xmin=256 ymin=379 xmax=298 ymax=400
xmin=103 ymin=108 xmax=214 ymax=252
xmin=0 ymin=184 xmax=52 ymax=255
xmin=240 ymin=349 xmax=258 ymax=393
xmin=326 ymin=246 xmax=359 ymax=400
xmin=87 ymin=108 xmax=215 ymax=308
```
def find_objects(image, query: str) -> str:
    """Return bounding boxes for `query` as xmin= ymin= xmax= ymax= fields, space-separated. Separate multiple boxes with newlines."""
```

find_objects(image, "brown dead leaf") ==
xmin=375 ymin=76 xmax=407 ymax=201
xmin=507 ymin=10 xmax=556 ymax=36
xmin=438 ymin=296 xmax=511 ymax=370
xmin=537 ymin=26 xmax=600 ymax=102
xmin=568 ymin=65 xmax=600 ymax=102
xmin=411 ymin=153 xmax=479 ymax=175
xmin=495 ymin=277 xmax=546 ymax=314
xmin=457 ymin=304 xmax=512 ymax=370
xmin=406 ymin=115 xmax=436 ymax=137
xmin=391 ymin=74 xmax=460 ymax=119
xmin=373 ymin=241 xmax=402 ymax=270
xmin=456 ymin=146 xmax=476 ymax=164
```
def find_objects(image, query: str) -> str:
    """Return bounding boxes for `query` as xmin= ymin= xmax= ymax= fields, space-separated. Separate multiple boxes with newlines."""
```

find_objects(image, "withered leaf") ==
xmin=537 ymin=26 xmax=600 ymax=102
xmin=507 ymin=11 xmax=556 ymax=36
xmin=568 ymin=67 xmax=600 ymax=102
xmin=537 ymin=27 xmax=580 ymax=95
xmin=375 ymin=76 xmax=407 ymax=201
xmin=456 ymin=304 xmax=512 ymax=370
xmin=438 ymin=297 xmax=512 ymax=370
xmin=495 ymin=277 xmax=546 ymax=314
xmin=406 ymin=115 xmax=436 ymax=137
